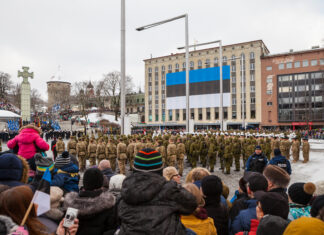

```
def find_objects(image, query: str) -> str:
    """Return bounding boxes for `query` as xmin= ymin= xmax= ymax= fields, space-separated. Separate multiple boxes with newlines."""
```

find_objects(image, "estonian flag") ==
xmin=32 ymin=168 xmax=51 ymax=216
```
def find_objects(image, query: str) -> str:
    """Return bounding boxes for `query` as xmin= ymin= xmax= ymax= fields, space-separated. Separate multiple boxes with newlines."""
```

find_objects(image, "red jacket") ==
xmin=7 ymin=125 xmax=49 ymax=160
xmin=235 ymin=219 xmax=259 ymax=235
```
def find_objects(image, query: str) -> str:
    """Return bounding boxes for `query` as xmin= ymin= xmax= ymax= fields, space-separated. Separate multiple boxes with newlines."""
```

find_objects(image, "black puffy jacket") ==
xmin=118 ymin=172 xmax=197 ymax=235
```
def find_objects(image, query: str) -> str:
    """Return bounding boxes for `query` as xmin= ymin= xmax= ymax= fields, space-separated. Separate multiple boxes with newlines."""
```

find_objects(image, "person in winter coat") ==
xmin=108 ymin=174 xmax=126 ymax=200
xmin=245 ymin=146 xmax=268 ymax=173
xmin=30 ymin=154 xmax=55 ymax=191
xmin=118 ymin=148 xmax=197 ymax=235
xmin=64 ymin=168 xmax=117 ymax=235
xmin=7 ymin=124 xmax=49 ymax=163
xmin=51 ymin=137 xmax=58 ymax=160
xmin=163 ymin=166 xmax=181 ymax=184
xmin=52 ymin=152 xmax=80 ymax=193
xmin=268 ymin=149 xmax=292 ymax=175
xmin=0 ymin=153 xmax=30 ymax=188
xmin=230 ymin=172 xmax=268 ymax=235
xmin=288 ymin=182 xmax=316 ymax=220
xmin=201 ymin=175 xmax=229 ymax=235
xmin=283 ymin=217 xmax=324 ymax=235
xmin=0 ymin=215 xmax=19 ymax=234
xmin=311 ymin=195 xmax=324 ymax=221
xmin=263 ymin=165 xmax=290 ymax=201
xmin=98 ymin=160 xmax=115 ymax=189
xmin=181 ymin=183 xmax=217 ymax=235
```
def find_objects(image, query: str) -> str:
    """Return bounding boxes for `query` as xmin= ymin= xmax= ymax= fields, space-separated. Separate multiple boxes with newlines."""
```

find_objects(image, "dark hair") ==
xmin=0 ymin=186 xmax=47 ymax=235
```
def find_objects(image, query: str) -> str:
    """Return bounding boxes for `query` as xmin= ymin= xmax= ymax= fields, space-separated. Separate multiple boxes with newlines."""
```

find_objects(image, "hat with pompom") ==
xmin=288 ymin=182 xmax=316 ymax=205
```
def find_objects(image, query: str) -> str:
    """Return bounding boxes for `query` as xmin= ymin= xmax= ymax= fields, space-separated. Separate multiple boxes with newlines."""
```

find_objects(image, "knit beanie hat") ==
xmin=83 ymin=168 xmax=104 ymax=191
xmin=50 ymin=186 xmax=64 ymax=208
xmin=35 ymin=153 xmax=54 ymax=172
xmin=255 ymin=145 xmax=261 ymax=150
xmin=201 ymin=175 xmax=223 ymax=197
xmin=254 ymin=191 xmax=289 ymax=219
xmin=109 ymin=174 xmax=126 ymax=191
xmin=315 ymin=180 xmax=324 ymax=196
xmin=288 ymin=182 xmax=316 ymax=205
xmin=133 ymin=148 xmax=163 ymax=173
xmin=263 ymin=165 xmax=290 ymax=188
xmin=283 ymin=217 xmax=324 ymax=235
xmin=310 ymin=195 xmax=324 ymax=217
xmin=55 ymin=151 xmax=71 ymax=169
xmin=256 ymin=215 xmax=289 ymax=235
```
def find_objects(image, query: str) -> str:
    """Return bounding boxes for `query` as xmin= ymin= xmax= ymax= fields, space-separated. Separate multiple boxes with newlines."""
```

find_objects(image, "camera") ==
xmin=63 ymin=207 xmax=78 ymax=228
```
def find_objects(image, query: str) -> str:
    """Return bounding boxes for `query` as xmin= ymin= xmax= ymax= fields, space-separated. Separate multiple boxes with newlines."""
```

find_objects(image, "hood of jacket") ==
xmin=64 ymin=190 xmax=115 ymax=217
xmin=59 ymin=162 xmax=79 ymax=173
xmin=19 ymin=124 xmax=41 ymax=134
xmin=121 ymin=172 xmax=166 ymax=205
xmin=0 ymin=154 xmax=29 ymax=183
xmin=0 ymin=215 xmax=18 ymax=234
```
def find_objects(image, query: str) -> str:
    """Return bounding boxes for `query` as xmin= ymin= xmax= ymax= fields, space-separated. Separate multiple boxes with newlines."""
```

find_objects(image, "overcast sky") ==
xmin=0 ymin=0 xmax=323 ymax=100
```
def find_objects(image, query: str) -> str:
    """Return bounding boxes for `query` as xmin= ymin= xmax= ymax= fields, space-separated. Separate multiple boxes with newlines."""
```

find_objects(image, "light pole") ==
xmin=178 ymin=40 xmax=224 ymax=131
xmin=136 ymin=14 xmax=190 ymax=132
xmin=120 ymin=0 xmax=126 ymax=135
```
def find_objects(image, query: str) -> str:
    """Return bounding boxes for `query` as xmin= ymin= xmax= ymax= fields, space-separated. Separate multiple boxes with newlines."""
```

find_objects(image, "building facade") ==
xmin=144 ymin=40 xmax=269 ymax=129
xmin=261 ymin=47 xmax=324 ymax=129
xmin=47 ymin=81 xmax=71 ymax=111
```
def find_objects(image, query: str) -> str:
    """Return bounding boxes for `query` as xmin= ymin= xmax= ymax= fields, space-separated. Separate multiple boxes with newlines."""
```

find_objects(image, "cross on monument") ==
xmin=18 ymin=66 xmax=34 ymax=83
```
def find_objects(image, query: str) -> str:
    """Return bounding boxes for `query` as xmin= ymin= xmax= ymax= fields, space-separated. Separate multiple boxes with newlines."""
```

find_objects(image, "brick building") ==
xmin=261 ymin=47 xmax=324 ymax=129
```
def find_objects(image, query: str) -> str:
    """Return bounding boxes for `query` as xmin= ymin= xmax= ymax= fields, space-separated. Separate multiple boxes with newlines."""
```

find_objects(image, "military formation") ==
xmin=46 ymin=130 xmax=311 ymax=176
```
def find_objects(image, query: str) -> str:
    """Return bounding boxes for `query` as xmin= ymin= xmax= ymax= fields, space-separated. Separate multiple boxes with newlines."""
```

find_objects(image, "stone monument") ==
xmin=18 ymin=66 xmax=33 ymax=122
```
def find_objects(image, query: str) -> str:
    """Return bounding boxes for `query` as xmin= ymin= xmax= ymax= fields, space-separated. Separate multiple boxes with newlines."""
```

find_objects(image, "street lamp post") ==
xmin=136 ymin=14 xmax=190 ymax=132
xmin=120 ymin=0 xmax=126 ymax=135
xmin=178 ymin=40 xmax=224 ymax=131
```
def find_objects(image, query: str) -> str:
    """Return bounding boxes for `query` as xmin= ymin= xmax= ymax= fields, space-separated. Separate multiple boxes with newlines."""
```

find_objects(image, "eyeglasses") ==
xmin=171 ymin=174 xmax=180 ymax=179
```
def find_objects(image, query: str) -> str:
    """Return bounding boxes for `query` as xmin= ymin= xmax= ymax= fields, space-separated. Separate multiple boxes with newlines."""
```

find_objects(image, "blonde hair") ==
xmin=185 ymin=167 xmax=211 ymax=183
xmin=163 ymin=167 xmax=178 ymax=181
xmin=183 ymin=183 xmax=205 ymax=208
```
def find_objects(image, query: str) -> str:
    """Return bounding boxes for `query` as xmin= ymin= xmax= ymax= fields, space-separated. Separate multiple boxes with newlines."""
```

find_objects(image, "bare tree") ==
xmin=100 ymin=71 xmax=134 ymax=120
xmin=11 ymin=83 xmax=21 ymax=108
xmin=0 ymin=72 xmax=13 ymax=100
xmin=31 ymin=88 xmax=43 ymax=112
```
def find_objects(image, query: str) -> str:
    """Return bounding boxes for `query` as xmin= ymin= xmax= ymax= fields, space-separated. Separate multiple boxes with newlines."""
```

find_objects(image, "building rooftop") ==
xmin=47 ymin=81 xmax=71 ymax=85
xmin=143 ymin=39 xmax=270 ymax=62
xmin=262 ymin=47 xmax=324 ymax=59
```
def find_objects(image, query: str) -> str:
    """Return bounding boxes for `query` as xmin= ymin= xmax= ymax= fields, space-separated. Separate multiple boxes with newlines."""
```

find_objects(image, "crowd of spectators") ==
xmin=0 ymin=101 xmax=19 ymax=114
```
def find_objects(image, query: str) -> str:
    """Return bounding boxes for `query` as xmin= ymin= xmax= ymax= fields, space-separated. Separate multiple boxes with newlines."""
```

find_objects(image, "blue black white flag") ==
xmin=31 ymin=168 xmax=51 ymax=216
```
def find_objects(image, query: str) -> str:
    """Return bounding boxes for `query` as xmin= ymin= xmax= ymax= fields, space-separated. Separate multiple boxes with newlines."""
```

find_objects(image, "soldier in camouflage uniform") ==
xmin=106 ymin=139 xmax=117 ymax=171
xmin=291 ymin=137 xmax=300 ymax=163
xmin=87 ymin=138 xmax=97 ymax=166
xmin=67 ymin=136 xmax=77 ymax=156
xmin=176 ymin=138 xmax=186 ymax=176
xmin=56 ymin=137 xmax=65 ymax=155
xmin=127 ymin=139 xmax=135 ymax=170
xmin=156 ymin=139 xmax=166 ymax=166
xmin=280 ymin=136 xmax=291 ymax=159
xmin=218 ymin=135 xmax=225 ymax=170
xmin=232 ymin=137 xmax=241 ymax=171
xmin=185 ymin=136 xmax=192 ymax=164
xmin=96 ymin=138 xmax=106 ymax=163
xmin=167 ymin=137 xmax=177 ymax=167
xmin=76 ymin=137 xmax=87 ymax=171
xmin=199 ymin=137 xmax=209 ymax=167
xmin=190 ymin=138 xmax=199 ymax=168
xmin=264 ymin=137 xmax=272 ymax=160
xmin=302 ymin=137 xmax=310 ymax=163
xmin=271 ymin=136 xmax=280 ymax=158
xmin=117 ymin=138 xmax=127 ymax=174
xmin=145 ymin=137 xmax=154 ymax=149
xmin=224 ymin=138 xmax=233 ymax=174
xmin=207 ymin=137 xmax=217 ymax=172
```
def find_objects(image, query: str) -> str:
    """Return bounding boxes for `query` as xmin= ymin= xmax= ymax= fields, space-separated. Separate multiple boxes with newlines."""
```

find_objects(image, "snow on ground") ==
xmin=80 ymin=112 xmax=121 ymax=124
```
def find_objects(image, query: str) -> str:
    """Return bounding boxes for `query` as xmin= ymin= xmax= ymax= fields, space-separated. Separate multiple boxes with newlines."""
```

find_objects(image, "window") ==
xmin=250 ymin=86 xmax=255 ymax=92
xmin=294 ymin=61 xmax=300 ymax=68
xmin=224 ymin=109 xmax=228 ymax=119
xmin=190 ymin=109 xmax=195 ymax=120
xmin=250 ymin=52 xmax=255 ymax=59
xmin=198 ymin=60 xmax=202 ymax=68
xmin=175 ymin=63 xmax=179 ymax=70
xmin=250 ymin=97 xmax=255 ymax=104
xmin=155 ymin=95 xmax=158 ymax=100
xmin=149 ymin=104 xmax=152 ymax=110
xmin=148 ymin=67 xmax=152 ymax=73
xmin=162 ymin=103 xmax=165 ymax=109
xmin=231 ymin=55 xmax=236 ymax=61
xmin=320 ymin=59 xmax=324 ymax=65
xmin=149 ymin=95 xmax=152 ymax=101
xmin=215 ymin=108 xmax=219 ymax=119
xmin=311 ymin=60 xmax=318 ymax=66
xmin=232 ymin=97 xmax=236 ymax=105
xmin=162 ymin=94 xmax=165 ymax=99
xmin=302 ymin=60 xmax=309 ymax=67
xmin=176 ymin=110 xmax=180 ymax=121
xmin=162 ymin=85 xmax=166 ymax=90
xmin=161 ymin=73 xmax=165 ymax=81
xmin=266 ymin=76 xmax=272 ymax=83
xmin=232 ymin=87 xmax=236 ymax=94
xmin=169 ymin=110 xmax=172 ymax=121
xmin=155 ymin=86 xmax=158 ymax=91
xmin=241 ymin=53 xmax=245 ymax=59
xmin=250 ymin=63 xmax=255 ymax=70
xmin=231 ymin=65 xmax=236 ymax=72
xmin=250 ymin=73 xmax=255 ymax=81
xmin=198 ymin=108 xmax=202 ymax=120
xmin=155 ymin=75 xmax=158 ymax=82
xmin=155 ymin=114 xmax=159 ymax=121
xmin=250 ymin=110 xmax=256 ymax=119
xmin=279 ymin=63 xmax=284 ymax=70
xmin=232 ymin=76 xmax=236 ymax=83
xmin=267 ymin=102 xmax=273 ymax=106
xmin=182 ymin=62 xmax=186 ymax=69
xmin=183 ymin=109 xmax=186 ymax=121
xmin=286 ymin=62 xmax=292 ymax=69
xmin=190 ymin=61 xmax=194 ymax=70
xmin=205 ymin=59 xmax=210 ymax=67
xmin=206 ymin=108 xmax=210 ymax=120
xmin=232 ymin=111 xmax=237 ymax=119
xmin=149 ymin=115 xmax=152 ymax=122
xmin=149 ymin=86 xmax=152 ymax=92
xmin=155 ymin=67 xmax=158 ymax=72
xmin=222 ymin=56 xmax=227 ymax=63
xmin=168 ymin=64 xmax=172 ymax=72
xmin=214 ymin=57 xmax=218 ymax=65
xmin=268 ymin=111 xmax=272 ymax=122
xmin=161 ymin=65 xmax=165 ymax=71
xmin=266 ymin=66 xmax=272 ymax=71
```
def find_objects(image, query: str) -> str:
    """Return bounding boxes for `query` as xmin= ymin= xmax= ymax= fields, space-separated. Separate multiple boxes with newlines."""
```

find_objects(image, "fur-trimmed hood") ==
xmin=19 ymin=124 xmax=42 ymax=134
xmin=0 ymin=215 xmax=18 ymax=234
xmin=64 ymin=191 xmax=115 ymax=217
xmin=0 ymin=153 xmax=29 ymax=184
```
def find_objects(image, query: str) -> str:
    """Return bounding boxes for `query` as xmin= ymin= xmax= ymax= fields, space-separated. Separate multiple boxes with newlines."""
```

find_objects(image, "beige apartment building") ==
xmin=144 ymin=40 xmax=270 ymax=129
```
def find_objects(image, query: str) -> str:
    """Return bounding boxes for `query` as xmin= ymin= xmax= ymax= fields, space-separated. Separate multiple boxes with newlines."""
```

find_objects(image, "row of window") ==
xmin=148 ymin=52 xmax=255 ymax=73
xmin=266 ymin=59 xmax=324 ymax=71
xmin=232 ymin=86 xmax=255 ymax=94
xmin=232 ymin=97 xmax=256 ymax=105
